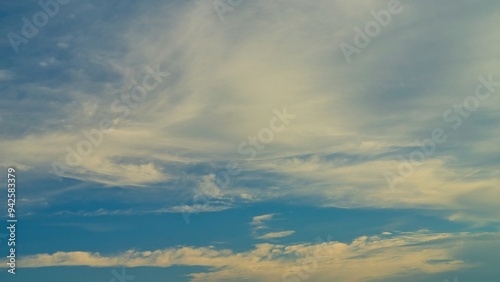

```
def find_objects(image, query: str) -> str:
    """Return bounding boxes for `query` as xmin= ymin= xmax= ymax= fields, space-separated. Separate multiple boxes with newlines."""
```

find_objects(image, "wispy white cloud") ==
xmin=164 ymin=204 xmax=231 ymax=214
xmin=251 ymin=214 xmax=276 ymax=225
xmin=257 ymin=231 xmax=295 ymax=239
xmin=250 ymin=213 xmax=294 ymax=240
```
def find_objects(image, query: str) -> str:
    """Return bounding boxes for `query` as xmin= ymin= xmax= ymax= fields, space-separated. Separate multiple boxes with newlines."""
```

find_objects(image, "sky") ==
xmin=0 ymin=0 xmax=499 ymax=281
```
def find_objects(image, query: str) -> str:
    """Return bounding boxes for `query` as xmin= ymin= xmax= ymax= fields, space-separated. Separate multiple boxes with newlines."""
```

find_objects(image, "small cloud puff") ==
xmin=257 ymin=230 xmax=295 ymax=239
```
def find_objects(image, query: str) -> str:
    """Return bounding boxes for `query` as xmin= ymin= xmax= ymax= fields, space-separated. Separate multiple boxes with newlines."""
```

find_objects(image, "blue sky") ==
xmin=0 ymin=0 xmax=499 ymax=281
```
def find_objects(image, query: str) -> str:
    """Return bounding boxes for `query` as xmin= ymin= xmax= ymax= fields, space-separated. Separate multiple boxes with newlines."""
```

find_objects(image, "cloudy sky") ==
xmin=0 ymin=0 xmax=499 ymax=281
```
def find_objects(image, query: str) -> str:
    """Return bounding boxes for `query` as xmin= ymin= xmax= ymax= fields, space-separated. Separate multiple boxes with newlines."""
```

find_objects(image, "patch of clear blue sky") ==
xmin=4 ymin=197 xmax=474 ymax=256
